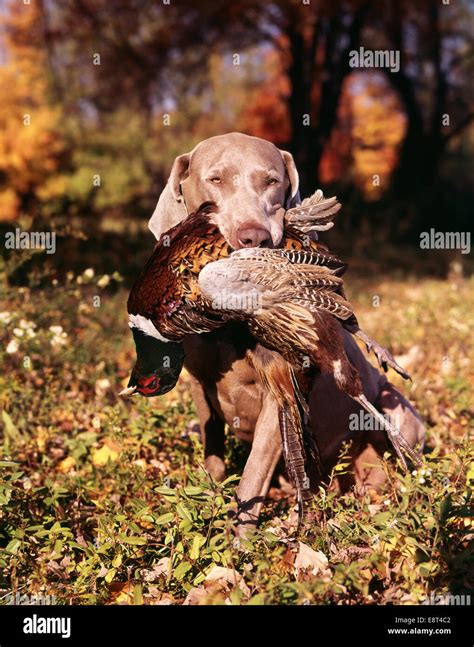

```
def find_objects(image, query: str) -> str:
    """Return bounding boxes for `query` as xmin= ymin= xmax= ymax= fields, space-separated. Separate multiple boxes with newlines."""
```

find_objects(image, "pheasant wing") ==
xmin=198 ymin=247 xmax=354 ymax=321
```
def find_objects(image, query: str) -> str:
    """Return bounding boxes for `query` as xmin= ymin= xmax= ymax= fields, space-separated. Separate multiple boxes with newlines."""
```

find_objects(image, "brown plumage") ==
xmin=124 ymin=194 xmax=420 ymax=523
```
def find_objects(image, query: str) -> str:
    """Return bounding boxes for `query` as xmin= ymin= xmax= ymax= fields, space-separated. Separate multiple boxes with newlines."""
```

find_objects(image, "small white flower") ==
xmin=411 ymin=470 xmax=418 ymax=476
xmin=83 ymin=268 xmax=95 ymax=279
xmin=50 ymin=325 xmax=68 ymax=348
xmin=26 ymin=329 xmax=36 ymax=339
xmin=383 ymin=499 xmax=391 ymax=506
xmin=19 ymin=319 xmax=36 ymax=331
xmin=6 ymin=339 xmax=19 ymax=354
xmin=400 ymin=485 xmax=407 ymax=493
xmin=50 ymin=336 xmax=67 ymax=348
xmin=95 ymin=378 xmax=111 ymax=395
xmin=420 ymin=469 xmax=426 ymax=476
xmin=78 ymin=303 xmax=91 ymax=314
xmin=419 ymin=477 xmax=425 ymax=484
xmin=13 ymin=328 xmax=24 ymax=337
xmin=22 ymin=477 xmax=32 ymax=491
xmin=97 ymin=275 xmax=110 ymax=288
xmin=0 ymin=312 xmax=12 ymax=324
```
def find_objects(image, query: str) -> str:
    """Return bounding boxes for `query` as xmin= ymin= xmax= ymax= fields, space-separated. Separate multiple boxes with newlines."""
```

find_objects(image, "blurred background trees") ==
xmin=0 ymin=1 xmax=65 ymax=221
xmin=0 ymin=0 xmax=472 ymax=256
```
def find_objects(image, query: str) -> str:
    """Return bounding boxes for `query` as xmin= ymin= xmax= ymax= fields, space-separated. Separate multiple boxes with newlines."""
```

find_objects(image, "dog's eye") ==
xmin=208 ymin=177 xmax=221 ymax=184
xmin=266 ymin=177 xmax=279 ymax=185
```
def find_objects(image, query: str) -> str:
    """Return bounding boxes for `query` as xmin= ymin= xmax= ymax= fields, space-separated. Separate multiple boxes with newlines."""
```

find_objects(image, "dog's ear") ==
xmin=279 ymin=149 xmax=300 ymax=208
xmin=168 ymin=152 xmax=191 ymax=201
xmin=148 ymin=153 xmax=191 ymax=240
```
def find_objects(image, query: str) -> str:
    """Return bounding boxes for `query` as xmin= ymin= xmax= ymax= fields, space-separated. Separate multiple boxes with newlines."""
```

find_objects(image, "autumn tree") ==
xmin=0 ymin=1 xmax=65 ymax=222
xmin=2 ymin=0 xmax=472 ymax=236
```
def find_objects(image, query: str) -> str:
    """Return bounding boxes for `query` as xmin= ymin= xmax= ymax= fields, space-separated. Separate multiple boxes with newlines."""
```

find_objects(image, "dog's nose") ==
xmin=236 ymin=226 xmax=272 ymax=248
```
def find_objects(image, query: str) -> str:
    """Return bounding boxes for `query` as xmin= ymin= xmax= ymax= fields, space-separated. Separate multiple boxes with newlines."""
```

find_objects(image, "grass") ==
xmin=0 ymin=252 xmax=472 ymax=605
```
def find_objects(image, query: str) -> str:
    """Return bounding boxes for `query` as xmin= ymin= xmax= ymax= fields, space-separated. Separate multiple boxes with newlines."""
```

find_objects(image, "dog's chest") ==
xmin=183 ymin=325 xmax=264 ymax=437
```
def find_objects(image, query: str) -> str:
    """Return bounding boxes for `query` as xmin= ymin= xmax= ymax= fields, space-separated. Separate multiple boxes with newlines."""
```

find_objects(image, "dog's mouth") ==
xmin=227 ymin=227 xmax=275 ymax=251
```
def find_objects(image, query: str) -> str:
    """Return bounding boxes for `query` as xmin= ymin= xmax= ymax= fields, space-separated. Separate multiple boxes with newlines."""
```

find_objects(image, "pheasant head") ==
xmin=123 ymin=317 xmax=185 ymax=397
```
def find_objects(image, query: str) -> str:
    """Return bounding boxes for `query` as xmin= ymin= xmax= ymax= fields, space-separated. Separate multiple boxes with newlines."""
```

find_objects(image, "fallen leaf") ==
xmin=97 ymin=565 xmax=108 ymax=578
xmin=108 ymin=582 xmax=133 ymax=604
xmin=141 ymin=557 xmax=170 ymax=582
xmin=91 ymin=438 xmax=120 ymax=466
xmin=57 ymin=456 xmax=76 ymax=473
xmin=153 ymin=592 xmax=175 ymax=605
xmin=183 ymin=586 xmax=209 ymax=605
xmin=205 ymin=566 xmax=250 ymax=597
xmin=183 ymin=582 xmax=228 ymax=605
xmin=36 ymin=426 xmax=49 ymax=452
xmin=294 ymin=542 xmax=331 ymax=580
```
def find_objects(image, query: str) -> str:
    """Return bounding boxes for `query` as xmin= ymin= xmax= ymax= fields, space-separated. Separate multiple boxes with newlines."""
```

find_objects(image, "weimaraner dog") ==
xmin=149 ymin=132 xmax=425 ymax=529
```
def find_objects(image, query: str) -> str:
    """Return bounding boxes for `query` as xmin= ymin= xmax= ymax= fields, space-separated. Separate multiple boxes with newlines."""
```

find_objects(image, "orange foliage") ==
xmin=319 ymin=78 xmax=354 ymax=185
xmin=350 ymin=73 xmax=406 ymax=199
xmin=0 ymin=1 xmax=65 ymax=221
xmin=321 ymin=72 xmax=406 ymax=199
xmin=242 ymin=53 xmax=405 ymax=201
xmin=238 ymin=49 xmax=291 ymax=146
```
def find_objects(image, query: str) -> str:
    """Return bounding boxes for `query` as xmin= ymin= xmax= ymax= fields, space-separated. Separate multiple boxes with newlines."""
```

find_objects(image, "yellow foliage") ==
xmin=57 ymin=456 xmax=76 ymax=474
xmin=91 ymin=438 xmax=121 ymax=467
xmin=0 ymin=2 xmax=64 ymax=220
xmin=0 ymin=188 xmax=19 ymax=222
xmin=350 ymin=72 xmax=406 ymax=200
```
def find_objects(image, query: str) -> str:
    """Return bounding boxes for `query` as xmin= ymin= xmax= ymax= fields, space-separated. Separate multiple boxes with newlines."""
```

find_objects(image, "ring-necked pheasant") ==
xmin=122 ymin=195 xmax=421 ymax=520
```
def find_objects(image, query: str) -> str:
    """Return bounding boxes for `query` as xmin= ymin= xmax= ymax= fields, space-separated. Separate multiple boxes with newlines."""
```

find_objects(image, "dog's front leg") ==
xmin=233 ymin=395 xmax=282 ymax=535
xmin=187 ymin=374 xmax=226 ymax=482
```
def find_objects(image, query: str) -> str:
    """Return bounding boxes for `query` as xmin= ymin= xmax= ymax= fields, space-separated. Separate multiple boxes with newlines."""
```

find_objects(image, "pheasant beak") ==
xmin=120 ymin=369 xmax=164 ymax=398
xmin=118 ymin=385 xmax=137 ymax=397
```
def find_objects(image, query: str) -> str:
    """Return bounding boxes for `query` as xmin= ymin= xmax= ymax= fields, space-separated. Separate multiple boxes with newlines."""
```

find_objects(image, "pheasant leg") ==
xmin=353 ymin=329 xmax=411 ymax=380
xmin=354 ymin=394 xmax=422 ymax=470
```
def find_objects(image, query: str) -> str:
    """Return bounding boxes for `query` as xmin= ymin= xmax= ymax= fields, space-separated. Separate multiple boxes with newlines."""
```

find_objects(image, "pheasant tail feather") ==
xmin=285 ymin=189 xmax=342 ymax=233
xmin=278 ymin=402 xmax=312 ymax=528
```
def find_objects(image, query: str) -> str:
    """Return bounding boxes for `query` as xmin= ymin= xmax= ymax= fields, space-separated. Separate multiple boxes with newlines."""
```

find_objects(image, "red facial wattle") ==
xmin=137 ymin=374 xmax=161 ymax=395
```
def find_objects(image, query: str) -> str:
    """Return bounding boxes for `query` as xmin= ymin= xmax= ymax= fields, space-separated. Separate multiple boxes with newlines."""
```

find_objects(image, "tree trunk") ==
xmin=285 ymin=4 xmax=368 ymax=197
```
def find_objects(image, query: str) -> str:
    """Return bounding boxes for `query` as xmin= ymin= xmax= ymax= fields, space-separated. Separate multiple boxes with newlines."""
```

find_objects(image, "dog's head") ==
xmin=149 ymin=132 xmax=300 ymax=249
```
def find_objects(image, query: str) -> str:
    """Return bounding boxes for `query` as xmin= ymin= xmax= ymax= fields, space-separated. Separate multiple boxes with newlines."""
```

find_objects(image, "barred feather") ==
xmin=279 ymin=404 xmax=313 ymax=524
xmin=229 ymin=246 xmax=346 ymax=273
xmin=199 ymin=248 xmax=354 ymax=322
xmin=291 ymin=293 xmax=354 ymax=320
xmin=249 ymin=348 xmax=319 ymax=525
xmin=285 ymin=189 xmax=342 ymax=233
